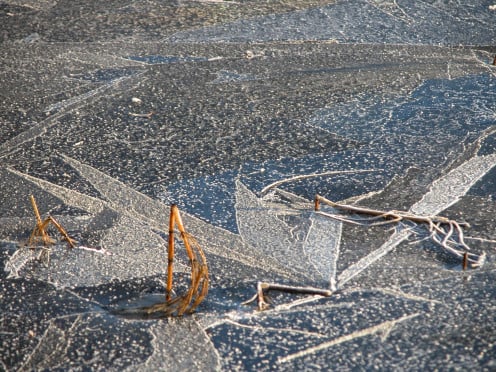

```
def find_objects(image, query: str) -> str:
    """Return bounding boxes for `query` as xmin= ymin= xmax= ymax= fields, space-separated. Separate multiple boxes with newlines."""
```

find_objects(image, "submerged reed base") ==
xmin=143 ymin=204 xmax=209 ymax=317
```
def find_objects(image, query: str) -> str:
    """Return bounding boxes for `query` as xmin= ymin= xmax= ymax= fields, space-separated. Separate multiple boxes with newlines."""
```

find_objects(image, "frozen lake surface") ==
xmin=1 ymin=1 xmax=496 ymax=370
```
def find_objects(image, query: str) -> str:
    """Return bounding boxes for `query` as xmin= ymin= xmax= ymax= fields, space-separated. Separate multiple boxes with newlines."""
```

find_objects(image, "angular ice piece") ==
xmin=235 ymin=180 xmax=297 ymax=269
xmin=235 ymin=180 xmax=342 ymax=287
xmin=411 ymin=154 xmax=496 ymax=215
xmin=304 ymin=212 xmax=342 ymax=290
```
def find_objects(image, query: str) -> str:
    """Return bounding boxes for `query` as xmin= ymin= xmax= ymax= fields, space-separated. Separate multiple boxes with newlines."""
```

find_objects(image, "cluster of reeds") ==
xmin=27 ymin=196 xmax=208 ymax=317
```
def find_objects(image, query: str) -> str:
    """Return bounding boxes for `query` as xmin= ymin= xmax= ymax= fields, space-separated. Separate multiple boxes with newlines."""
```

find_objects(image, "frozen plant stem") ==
xmin=28 ymin=195 xmax=76 ymax=248
xmin=146 ymin=204 xmax=209 ymax=316
xmin=30 ymin=194 xmax=52 ymax=246
xmin=167 ymin=203 xmax=176 ymax=301
xmin=314 ymin=194 xmax=485 ymax=268
xmin=244 ymin=282 xmax=333 ymax=311
xmin=260 ymin=169 xmax=378 ymax=196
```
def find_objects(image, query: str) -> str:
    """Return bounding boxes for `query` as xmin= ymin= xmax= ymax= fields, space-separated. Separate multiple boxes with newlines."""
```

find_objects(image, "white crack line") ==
xmin=372 ymin=287 xmax=442 ymax=305
xmin=221 ymin=319 xmax=326 ymax=338
xmin=278 ymin=312 xmax=420 ymax=364
xmin=0 ymin=73 xmax=143 ymax=158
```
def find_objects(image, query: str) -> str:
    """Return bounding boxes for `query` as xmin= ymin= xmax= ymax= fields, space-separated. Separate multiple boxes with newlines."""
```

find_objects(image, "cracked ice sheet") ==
xmin=205 ymin=157 xmax=496 ymax=371
xmin=147 ymin=53 xmax=494 ymax=231
xmin=0 ymin=1 xmax=339 ymax=43
xmin=0 ymin=168 xmax=229 ymax=370
xmin=207 ymin=131 xmax=495 ymax=369
xmin=0 ymin=159 xmax=319 ymax=370
xmin=0 ymin=43 xmax=144 ymax=144
xmin=1 ymin=62 xmax=495 ymax=372
xmin=0 ymin=277 xmax=221 ymax=371
xmin=167 ymin=0 xmax=496 ymax=44
xmin=152 ymin=52 xmax=495 ymax=230
xmin=0 ymin=43 xmax=492 ymax=225
xmin=1 ymin=141 xmax=495 ymax=370
xmin=1 ymin=2 xmax=496 ymax=371
xmin=264 ymin=269 xmax=496 ymax=369
xmin=331 ymin=127 xmax=496 ymax=287
xmin=206 ymin=289 xmax=428 ymax=370
xmin=1 ymin=158 xmax=296 ymax=287
xmin=338 ymin=152 xmax=496 ymax=288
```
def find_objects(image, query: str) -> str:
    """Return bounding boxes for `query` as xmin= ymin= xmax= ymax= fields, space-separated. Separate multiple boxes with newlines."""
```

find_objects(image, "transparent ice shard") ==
xmin=235 ymin=179 xmax=342 ymax=286
xmin=3 ymin=166 xmax=172 ymax=287
xmin=130 ymin=318 xmax=221 ymax=371
xmin=5 ymin=245 xmax=40 ymax=278
xmin=60 ymin=154 xmax=170 ymax=227
xmin=304 ymin=212 xmax=342 ymax=290
xmin=338 ymin=227 xmax=412 ymax=288
xmin=278 ymin=312 xmax=420 ymax=364
xmin=235 ymin=180 xmax=296 ymax=267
